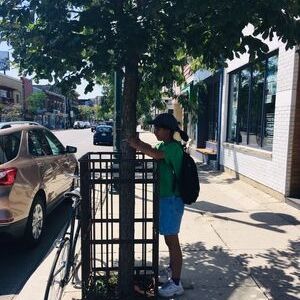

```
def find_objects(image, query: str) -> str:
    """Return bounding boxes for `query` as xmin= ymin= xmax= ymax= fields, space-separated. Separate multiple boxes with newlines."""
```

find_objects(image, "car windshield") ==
xmin=96 ymin=126 xmax=112 ymax=133
xmin=0 ymin=131 xmax=22 ymax=164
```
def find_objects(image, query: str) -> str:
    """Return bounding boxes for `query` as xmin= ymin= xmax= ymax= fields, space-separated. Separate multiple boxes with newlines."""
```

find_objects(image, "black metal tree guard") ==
xmin=79 ymin=152 xmax=159 ymax=299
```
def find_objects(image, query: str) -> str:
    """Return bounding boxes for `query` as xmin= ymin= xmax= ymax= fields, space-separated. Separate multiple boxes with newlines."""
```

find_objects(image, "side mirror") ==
xmin=65 ymin=145 xmax=77 ymax=154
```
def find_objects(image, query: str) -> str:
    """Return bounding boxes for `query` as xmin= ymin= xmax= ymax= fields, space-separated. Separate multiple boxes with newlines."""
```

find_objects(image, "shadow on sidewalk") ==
xmin=185 ymin=202 xmax=300 ymax=234
xmin=196 ymin=163 xmax=239 ymax=185
xmin=160 ymin=239 xmax=300 ymax=299
xmin=237 ymin=239 xmax=300 ymax=300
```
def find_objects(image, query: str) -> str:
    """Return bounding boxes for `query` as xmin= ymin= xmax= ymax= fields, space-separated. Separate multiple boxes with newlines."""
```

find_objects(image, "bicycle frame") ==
xmin=44 ymin=190 xmax=81 ymax=300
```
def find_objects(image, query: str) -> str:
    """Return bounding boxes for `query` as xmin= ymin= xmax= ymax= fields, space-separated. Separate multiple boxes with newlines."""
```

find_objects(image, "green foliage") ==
xmin=77 ymin=105 xmax=94 ymax=121
xmin=0 ymin=0 xmax=298 ymax=122
xmin=97 ymin=74 xmax=114 ymax=120
xmin=28 ymin=91 xmax=46 ymax=115
xmin=2 ymin=104 xmax=23 ymax=121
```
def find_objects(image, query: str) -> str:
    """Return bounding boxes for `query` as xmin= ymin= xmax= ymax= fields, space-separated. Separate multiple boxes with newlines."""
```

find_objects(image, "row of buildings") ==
xmin=0 ymin=74 xmax=103 ymax=128
xmin=164 ymin=30 xmax=299 ymax=205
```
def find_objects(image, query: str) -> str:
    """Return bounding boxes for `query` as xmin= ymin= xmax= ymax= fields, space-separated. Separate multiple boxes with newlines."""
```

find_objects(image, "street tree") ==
xmin=27 ymin=91 xmax=46 ymax=116
xmin=1 ymin=1 xmax=299 ymax=298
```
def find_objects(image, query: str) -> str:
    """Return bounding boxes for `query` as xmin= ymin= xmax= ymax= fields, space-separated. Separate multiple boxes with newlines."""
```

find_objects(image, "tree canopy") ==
xmin=1 ymin=1 xmax=299 ymax=97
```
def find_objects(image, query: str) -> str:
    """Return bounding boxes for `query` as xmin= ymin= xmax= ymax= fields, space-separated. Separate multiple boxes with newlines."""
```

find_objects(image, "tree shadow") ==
xmin=185 ymin=203 xmax=300 ymax=234
xmin=197 ymin=163 xmax=239 ymax=185
xmin=237 ymin=239 xmax=300 ymax=300
xmin=159 ymin=239 xmax=300 ymax=299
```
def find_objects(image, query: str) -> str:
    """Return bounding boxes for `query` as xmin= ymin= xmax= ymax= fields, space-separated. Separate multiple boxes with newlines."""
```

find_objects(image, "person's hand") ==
xmin=126 ymin=136 xmax=141 ymax=149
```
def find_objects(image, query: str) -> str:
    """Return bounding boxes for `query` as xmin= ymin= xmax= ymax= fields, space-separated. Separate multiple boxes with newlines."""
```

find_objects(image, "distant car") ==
xmin=0 ymin=121 xmax=78 ymax=245
xmin=83 ymin=121 xmax=91 ymax=128
xmin=93 ymin=125 xmax=113 ymax=145
xmin=73 ymin=121 xmax=85 ymax=129
xmin=91 ymin=121 xmax=106 ymax=132
xmin=104 ymin=120 xmax=114 ymax=127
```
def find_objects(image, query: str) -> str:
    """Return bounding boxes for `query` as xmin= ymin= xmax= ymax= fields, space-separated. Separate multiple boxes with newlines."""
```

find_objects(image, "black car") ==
xmin=93 ymin=125 xmax=113 ymax=145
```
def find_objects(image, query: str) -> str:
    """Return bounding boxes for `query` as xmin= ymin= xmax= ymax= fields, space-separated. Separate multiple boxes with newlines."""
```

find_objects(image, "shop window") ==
xmin=207 ymin=78 xmax=219 ymax=142
xmin=226 ymin=51 xmax=278 ymax=151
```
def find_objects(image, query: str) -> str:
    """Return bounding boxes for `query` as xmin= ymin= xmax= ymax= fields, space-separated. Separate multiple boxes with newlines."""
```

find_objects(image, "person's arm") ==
xmin=127 ymin=137 xmax=164 ymax=160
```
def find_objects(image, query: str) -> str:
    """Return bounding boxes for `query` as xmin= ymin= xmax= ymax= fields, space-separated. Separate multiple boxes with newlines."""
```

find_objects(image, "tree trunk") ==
xmin=118 ymin=56 xmax=139 ymax=299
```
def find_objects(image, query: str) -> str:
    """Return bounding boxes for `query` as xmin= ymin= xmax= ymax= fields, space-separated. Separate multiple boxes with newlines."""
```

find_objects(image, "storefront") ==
xmin=220 ymin=42 xmax=299 ymax=199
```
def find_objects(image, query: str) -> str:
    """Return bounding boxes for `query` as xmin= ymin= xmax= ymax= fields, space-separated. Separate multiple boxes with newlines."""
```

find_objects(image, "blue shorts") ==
xmin=159 ymin=196 xmax=184 ymax=235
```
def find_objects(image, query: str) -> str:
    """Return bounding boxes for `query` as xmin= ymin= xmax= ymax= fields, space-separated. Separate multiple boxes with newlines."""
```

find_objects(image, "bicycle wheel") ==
xmin=44 ymin=238 xmax=71 ymax=300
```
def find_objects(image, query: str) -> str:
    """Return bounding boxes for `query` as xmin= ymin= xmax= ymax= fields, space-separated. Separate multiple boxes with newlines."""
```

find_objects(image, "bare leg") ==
xmin=164 ymin=235 xmax=182 ymax=280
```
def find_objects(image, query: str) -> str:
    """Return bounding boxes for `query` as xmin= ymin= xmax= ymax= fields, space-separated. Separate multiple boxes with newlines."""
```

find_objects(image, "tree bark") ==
xmin=118 ymin=56 xmax=139 ymax=299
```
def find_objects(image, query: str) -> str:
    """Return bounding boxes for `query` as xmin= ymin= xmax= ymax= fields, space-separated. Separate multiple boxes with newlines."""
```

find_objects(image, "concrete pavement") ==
xmin=17 ymin=130 xmax=300 ymax=300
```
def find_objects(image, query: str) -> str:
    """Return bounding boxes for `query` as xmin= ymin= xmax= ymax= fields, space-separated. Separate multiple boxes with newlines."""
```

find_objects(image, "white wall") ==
xmin=220 ymin=38 xmax=299 ymax=195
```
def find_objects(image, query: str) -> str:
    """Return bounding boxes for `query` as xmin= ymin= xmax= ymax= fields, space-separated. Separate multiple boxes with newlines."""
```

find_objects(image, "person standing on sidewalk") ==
xmin=127 ymin=113 xmax=188 ymax=298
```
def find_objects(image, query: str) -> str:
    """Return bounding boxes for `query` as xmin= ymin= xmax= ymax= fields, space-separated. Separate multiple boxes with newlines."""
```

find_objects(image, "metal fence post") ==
xmin=80 ymin=155 xmax=91 ymax=300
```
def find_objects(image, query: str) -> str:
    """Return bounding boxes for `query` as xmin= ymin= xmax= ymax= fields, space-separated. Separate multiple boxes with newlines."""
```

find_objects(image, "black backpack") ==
xmin=171 ymin=147 xmax=200 ymax=205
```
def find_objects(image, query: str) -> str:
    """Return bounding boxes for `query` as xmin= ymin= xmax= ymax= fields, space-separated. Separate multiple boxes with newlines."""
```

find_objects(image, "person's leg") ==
xmin=164 ymin=234 xmax=182 ymax=282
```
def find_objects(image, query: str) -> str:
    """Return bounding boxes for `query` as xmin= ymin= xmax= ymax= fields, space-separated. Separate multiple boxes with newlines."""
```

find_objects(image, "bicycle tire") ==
xmin=44 ymin=238 xmax=71 ymax=300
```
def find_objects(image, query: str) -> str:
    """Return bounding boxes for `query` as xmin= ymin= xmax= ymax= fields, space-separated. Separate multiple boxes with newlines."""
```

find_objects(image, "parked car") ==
xmin=0 ymin=121 xmax=78 ymax=245
xmin=93 ymin=125 xmax=113 ymax=145
xmin=83 ymin=121 xmax=91 ymax=128
xmin=91 ymin=121 xmax=107 ymax=132
xmin=73 ymin=121 xmax=85 ymax=129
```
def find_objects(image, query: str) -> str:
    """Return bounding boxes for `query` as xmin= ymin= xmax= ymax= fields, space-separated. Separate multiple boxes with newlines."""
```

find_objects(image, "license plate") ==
xmin=101 ymin=133 xmax=107 ymax=136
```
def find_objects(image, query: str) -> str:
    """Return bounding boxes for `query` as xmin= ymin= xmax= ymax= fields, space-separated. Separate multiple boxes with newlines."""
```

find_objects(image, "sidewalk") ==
xmin=19 ymin=131 xmax=300 ymax=300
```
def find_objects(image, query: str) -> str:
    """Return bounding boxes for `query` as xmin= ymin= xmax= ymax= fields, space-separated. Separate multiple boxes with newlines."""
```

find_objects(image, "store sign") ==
xmin=0 ymin=51 xmax=10 ymax=71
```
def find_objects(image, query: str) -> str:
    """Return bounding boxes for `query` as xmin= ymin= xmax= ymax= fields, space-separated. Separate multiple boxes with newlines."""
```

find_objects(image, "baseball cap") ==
xmin=148 ymin=113 xmax=180 ymax=131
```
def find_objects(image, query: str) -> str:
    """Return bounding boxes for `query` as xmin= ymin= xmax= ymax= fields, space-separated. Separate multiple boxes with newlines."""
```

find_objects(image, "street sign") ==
xmin=0 ymin=51 xmax=9 ymax=71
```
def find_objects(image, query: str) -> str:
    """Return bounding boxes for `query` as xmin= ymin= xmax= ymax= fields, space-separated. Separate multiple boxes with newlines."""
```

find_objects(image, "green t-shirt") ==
xmin=155 ymin=141 xmax=183 ymax=197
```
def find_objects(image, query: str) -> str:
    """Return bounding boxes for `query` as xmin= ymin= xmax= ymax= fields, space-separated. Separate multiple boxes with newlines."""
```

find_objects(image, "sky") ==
xmin=0 ymin=42 xmax=102 ymax=99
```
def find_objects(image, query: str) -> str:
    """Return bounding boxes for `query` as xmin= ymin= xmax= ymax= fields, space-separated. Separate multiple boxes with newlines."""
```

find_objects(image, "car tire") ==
xmin=24 ymin=195 xmax=45 ymax=246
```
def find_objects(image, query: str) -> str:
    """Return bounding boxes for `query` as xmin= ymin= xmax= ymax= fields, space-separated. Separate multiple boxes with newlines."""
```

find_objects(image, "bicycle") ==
xmin=44 ymin=178 xmax=82 ymax=300
xmin=44 ymin=172 xmax=108 ymax=300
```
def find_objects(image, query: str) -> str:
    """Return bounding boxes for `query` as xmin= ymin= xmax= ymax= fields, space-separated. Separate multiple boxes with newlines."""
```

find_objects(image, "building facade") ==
xmin=172 ymin=34 xmax=299 ymax=203
xmin=0 ymin=74 xmax=23 ymax=121
xmin=220 ymin=41 xmax=299 ymax=201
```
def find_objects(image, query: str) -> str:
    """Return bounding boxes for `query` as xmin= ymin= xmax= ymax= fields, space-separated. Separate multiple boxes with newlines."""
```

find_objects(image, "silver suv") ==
xmin=0 ymin=122 xmax=77 ymax=245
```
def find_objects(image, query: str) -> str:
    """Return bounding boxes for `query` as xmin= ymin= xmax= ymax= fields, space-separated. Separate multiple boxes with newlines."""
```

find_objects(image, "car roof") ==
xmin=96 ymin=124 xmax=112 ymax=128
xmin=0 ymin=121 xmax=43 ymax=132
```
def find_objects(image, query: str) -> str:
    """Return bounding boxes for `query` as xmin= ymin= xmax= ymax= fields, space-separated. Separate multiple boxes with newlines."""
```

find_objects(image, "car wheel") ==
xmin=24 ymin=196 xmax=45 ymax=246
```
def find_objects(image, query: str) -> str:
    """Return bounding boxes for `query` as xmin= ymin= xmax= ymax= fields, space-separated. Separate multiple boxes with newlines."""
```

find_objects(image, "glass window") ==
xmin=263 ymin=55 xmax=278 ymax=150
xmin=44 ymin=130 xmax=65 ymax=155
xmin=248 ymin=61 xmax=265 ymax=147
xmin=28 ymin=130 xmax=52 ymax=156
xmin=227 ymin=73 xmax=239 ymax=142
xmin=208 ymin=78 xmax=219 ymax=142
xmin=96 ymin=126 xmax=112 ymax=133
xmin=238 ymin=68 xmax=251 ymax=145
xmin=0 ymin=131 xmax=21 ymax=163
xmin=226 ymin=52 xmax=278 ymax=151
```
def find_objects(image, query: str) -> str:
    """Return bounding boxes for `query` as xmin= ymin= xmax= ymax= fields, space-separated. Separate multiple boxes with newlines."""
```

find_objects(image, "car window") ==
xmin=28 ymin=130 xmax=52 ymax=156
xmin=96 ymin=126 xmax=112 ymax=133
xmin=44 ymin=130 xmax=65 ymax=155
xmin=0 ymin=131 xmax=21 ymax=163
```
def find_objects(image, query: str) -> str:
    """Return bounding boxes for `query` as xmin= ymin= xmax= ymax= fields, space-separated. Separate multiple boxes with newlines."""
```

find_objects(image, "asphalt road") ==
xmin=0 ymin=128 xmax=112 ymax=299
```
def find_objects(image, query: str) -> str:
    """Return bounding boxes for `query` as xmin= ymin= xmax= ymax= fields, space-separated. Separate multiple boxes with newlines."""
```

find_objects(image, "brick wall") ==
xmin=220 ymin=40 xmax=299 ymax=196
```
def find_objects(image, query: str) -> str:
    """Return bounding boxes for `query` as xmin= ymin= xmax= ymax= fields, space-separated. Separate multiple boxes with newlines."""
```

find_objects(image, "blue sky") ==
xmin=0 ymin=42 xmax=102 ymax=99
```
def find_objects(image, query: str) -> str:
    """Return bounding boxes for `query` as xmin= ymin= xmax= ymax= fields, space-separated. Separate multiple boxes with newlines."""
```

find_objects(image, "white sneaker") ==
xmin=158 ymin=267 xmax=172 ymax=284
xmin=158 ymin=279 xmax=184 ymax=298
